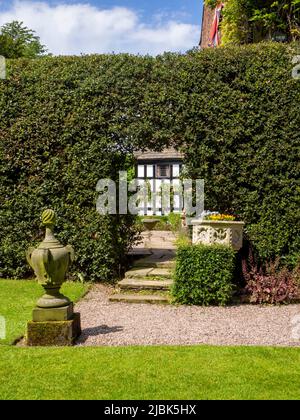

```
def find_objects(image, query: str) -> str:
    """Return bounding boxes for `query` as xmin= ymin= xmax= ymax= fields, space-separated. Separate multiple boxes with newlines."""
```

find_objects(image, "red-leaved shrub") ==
xmin=242 ymin=255 xmax=299 ymax=305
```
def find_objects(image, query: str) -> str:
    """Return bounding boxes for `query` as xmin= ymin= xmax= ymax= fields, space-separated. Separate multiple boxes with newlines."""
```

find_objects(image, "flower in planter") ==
xmin=206 ymin=214 xmax=236 ymax=221
xmin=199 ymin=210 xmax=219 ymax=219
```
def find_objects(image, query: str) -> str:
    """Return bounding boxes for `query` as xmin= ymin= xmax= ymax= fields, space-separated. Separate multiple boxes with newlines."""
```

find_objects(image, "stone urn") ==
xmin=26 ymin=209 xmax=74 ymax=309
xmin=191 ymin=219 xmax=245 ymax=251
xmin=142 ymin=219 xmax=160 ymax=249
xmin=142 ymin=218 xmax=160 ymax=232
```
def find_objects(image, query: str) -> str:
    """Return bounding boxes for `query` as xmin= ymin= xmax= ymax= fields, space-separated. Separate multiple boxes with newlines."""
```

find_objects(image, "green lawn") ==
xmin=0 ymin=345 xmax=300 ymax=400
xmin=1 ymin=279 xmax=300 ymax=400
xmin=0 ymin=280 xmax=89 ymax=345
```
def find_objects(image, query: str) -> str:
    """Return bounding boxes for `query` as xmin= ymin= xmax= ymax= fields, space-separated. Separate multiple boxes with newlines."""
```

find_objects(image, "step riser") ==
xmin=112 ymin=262 xmax=173 ymax=304
xmin=109 ymin=296 xmax=170 ymax=304
xmin=133 ymin=263 xmax=175 ymax=269
xmin=125 ymin=272 xmax=173 ymax=279
xmin=120 ymin=285 xmax=171 ymax=291
xmin=118 ymin=279 xmax=173 ymax=292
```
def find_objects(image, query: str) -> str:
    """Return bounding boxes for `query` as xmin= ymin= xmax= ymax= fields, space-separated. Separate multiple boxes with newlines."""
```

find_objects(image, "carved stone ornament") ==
xmin=192 ymin=220 xmax=244 ymax=251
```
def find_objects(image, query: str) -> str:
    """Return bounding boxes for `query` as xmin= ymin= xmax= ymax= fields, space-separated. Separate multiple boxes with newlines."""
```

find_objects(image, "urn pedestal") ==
xmin=191 ymin=220 xmax=244 ymax=251
xmin=26 ymin=209 xmax=81 ymax=346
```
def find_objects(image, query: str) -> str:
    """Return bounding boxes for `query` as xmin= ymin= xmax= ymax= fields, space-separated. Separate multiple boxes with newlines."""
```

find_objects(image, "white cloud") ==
xmin=0 ymin=1 xmax=199 ymax=55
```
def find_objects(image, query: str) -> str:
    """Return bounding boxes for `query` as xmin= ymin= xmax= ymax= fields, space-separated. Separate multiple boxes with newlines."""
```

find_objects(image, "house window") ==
xmin=156 ymin=164 xmax=170 ymax=178
xmin=137 ymin=165 xmax=144 ymax=178
xmin=146 ymin=165 xmax=154 ymax=177
xmin=172 ymin=164 xmax=180 ymax=177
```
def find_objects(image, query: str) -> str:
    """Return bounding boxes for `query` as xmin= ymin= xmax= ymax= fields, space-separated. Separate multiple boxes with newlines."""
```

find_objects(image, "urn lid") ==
xmin=38 ymin=209 xmax=64 ymax=249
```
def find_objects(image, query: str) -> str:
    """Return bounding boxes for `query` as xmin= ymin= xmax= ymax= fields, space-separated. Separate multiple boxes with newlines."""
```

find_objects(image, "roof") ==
xmin=134 ymin=148 xmax=184 ymax=161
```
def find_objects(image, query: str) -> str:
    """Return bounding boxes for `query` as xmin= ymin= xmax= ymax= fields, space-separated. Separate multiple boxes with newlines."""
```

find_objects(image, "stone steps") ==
xmin=118 ymin=278 xmax=173 ymax=291
xmin=132 ymin=231 xmax=177 ymax=251
xmin=110 ymin=249 xmax=175 ymax=305
xmin=133 ymin=260 xmax=175 ymax=269
xmin=109 ymin=294 xmax=170 ymax=304
xmin=125 ymin=267 xmax=172 ymax=279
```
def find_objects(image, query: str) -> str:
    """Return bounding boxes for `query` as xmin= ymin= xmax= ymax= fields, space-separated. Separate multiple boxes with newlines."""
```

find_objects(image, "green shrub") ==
xmin=179 ymin=43 xmax=300 ymax=266
xmin=173 ymin=244 xmax=236 ymax=306
xmin=0 ymin=56 xmax=143 ymax=281
xmin=168 ymin=213 xmax=182 ymax=232
xmin=0 ymin=43 xmax=299 ymax=279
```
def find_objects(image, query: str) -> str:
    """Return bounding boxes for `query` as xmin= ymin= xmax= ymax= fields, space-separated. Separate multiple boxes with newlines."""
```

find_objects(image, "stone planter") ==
xmin=191 ymin=220 xmax=245 ymax=251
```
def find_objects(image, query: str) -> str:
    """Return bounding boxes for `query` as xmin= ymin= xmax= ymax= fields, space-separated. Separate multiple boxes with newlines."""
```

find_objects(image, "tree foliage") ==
xmin=0 ymin=21 xmax=47 ymax=58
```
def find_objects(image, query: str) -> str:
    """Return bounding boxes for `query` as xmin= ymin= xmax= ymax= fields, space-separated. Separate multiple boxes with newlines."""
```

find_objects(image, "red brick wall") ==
xmin=200 ymin=5 xmax=215 ymax=49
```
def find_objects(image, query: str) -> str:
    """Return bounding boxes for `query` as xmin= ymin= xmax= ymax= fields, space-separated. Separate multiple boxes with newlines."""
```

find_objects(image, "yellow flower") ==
xmin=207 ymin=214 xmax=235 ymax=221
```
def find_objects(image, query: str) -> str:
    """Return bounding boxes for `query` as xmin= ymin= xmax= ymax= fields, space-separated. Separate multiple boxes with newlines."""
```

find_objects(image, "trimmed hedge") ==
xmin=177 ymin=43 xmax=300 ymax=267
xmin=0 ymin=43 xmax=299 ymax=279
xmin=0 ymin=56 xmax=143 ymax=281
xmin=173 ymin=244 xmax=236 ymax=306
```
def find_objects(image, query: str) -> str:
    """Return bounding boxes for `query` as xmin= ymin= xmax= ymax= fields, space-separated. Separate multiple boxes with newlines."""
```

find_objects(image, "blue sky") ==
xmin=0 ymin=1 xmax=203 ymax=55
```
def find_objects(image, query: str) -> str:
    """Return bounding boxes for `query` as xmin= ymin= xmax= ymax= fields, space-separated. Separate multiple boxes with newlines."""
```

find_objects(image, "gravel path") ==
xmin=75 ymin=285 xmax=300 ymax=347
